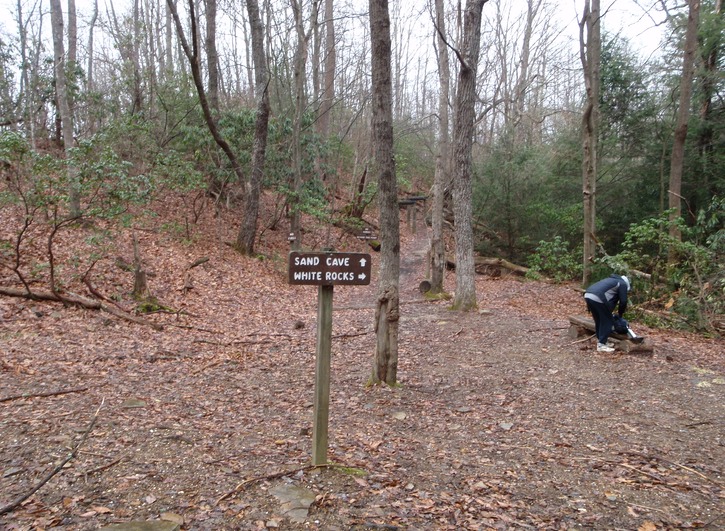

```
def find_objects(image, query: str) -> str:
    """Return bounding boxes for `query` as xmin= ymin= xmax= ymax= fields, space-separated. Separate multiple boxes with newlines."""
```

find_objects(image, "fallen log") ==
xmin=0 ymin=287 xmax=163 ymax=330
xmin=446 ymin=256 xmax=529 ymax=276
xmin=568 ymin=315 xmax=654 ymax=356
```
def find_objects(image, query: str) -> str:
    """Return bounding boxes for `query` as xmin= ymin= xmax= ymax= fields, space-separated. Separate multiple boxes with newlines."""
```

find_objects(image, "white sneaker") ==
xmin=597 ymin=343 xmax=615 ymax=352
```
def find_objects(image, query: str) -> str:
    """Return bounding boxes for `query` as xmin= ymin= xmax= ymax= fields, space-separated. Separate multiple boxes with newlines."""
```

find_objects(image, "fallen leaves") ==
xmin=1 ymin=201 xmax=723 ymax=530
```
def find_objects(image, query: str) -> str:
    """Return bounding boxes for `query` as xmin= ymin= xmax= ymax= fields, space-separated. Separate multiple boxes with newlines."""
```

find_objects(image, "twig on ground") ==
xmin=0 ymin=399 xmax=104 ymax=516
xmin=83 ymin=455 xmax=125 ymax=476
xmin=569 ymin=333 xmax=595 ymax=345
xmin=0 ymin=386 xmax=89 ymax=403
xmin=626 ymin=502 xmax=670 ymax=515
xmin=246 ymin=332 xmax=292 ymax=339
xmin=217 ymin=465 xmax=318 ymax=504
xmin=164 ymin=323 xmax=217 ymax=332
xmin=621 ymin=450 xmax=723 ymax=488
xmin=216 ymin=463 xmax=354 ymax=505
xmin=333 ymin=331 xmax=370 ymax=339
xmin=192 ymin=361 xmax=223 ymax=374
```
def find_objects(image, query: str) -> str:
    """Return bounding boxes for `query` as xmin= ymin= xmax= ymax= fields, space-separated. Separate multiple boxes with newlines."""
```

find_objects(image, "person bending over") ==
xmin=584 ymin=274 xmax=630 ymax=352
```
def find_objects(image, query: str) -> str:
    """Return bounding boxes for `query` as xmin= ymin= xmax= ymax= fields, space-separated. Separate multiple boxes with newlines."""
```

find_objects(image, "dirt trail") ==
xmin=1 ymin=224 xmax=723 ymax=530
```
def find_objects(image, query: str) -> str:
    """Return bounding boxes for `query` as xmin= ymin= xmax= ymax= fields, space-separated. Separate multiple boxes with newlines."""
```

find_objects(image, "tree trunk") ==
xmin=289 ymin=0 xmax=311 ymax=250
xmin=669 ymin=0 xmax=701 ymax=254
xmin=369 ymin=0 xmax=399 ymax=386
xmin=205 ymin=0 xmax=220 ymax=111
xmin=317 ymin=0 xmax=335 ymax=139
xmin=67 ymin=0 xmax=77 ymax=66
xmin=16 ymin=0 xmax=34 ymax=143
xmin=86 ymin=0 xmax=98 ymax=94
xmin=67 ymin=0 xmax=77 ymax=126
xmin=235 ymin=0 xmax=270 ymax=256
xmin=50 ymin=0 xmax=80 ymax=217
xmin=451 ymin=0 xmax=488 ymax=311
xmin=697 ymin=0 xmax=722 ymax=198
xmin=86 ymin=0 xmax=98 ymax=133
xmin=132 ymin=0 xmax=143 ymax=114
xmin=579 ymin=0 xmax=600 ymax=286
xmin=165 ymin=0 xmax=174 ymax=78
xmin=429 ymin=0 xmax=450 ymax=294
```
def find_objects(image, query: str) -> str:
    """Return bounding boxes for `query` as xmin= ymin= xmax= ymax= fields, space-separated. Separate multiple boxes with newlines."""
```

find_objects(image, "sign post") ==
xmin=289 ymin=251 xmax=371 ymax=465
xmin=312 ymin=284 xmax=332 ymax=465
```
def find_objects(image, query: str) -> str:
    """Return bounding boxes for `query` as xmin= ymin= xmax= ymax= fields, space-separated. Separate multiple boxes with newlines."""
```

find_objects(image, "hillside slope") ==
xmin=1 ymin=194 xmax=723 ymax=530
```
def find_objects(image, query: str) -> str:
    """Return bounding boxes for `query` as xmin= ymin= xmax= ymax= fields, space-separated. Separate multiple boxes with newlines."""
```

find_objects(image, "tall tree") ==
xmin=451 ymin=0 xmax=488 ymax=311
xmin=86 ymin=0 xmax=98 ymax=94
xmin=67 ymin=0 xmax=77 ymax=67
xmin=205 ymin=0 xmax=220 ymax=111
xmin=235 ymin=0 xmax=270 ymax=255
xmin=669 ymin=0 xmax=701 ymax=250
xmin=289 ymin=0 xmax=315 ymax=249
xmin=369 ymin=0 xmax=400 ymax=385
xmin=50 ymin=0 xmax=80 ymax=216
xmin=429 ymin=0 xmax=451 ymax=294
xmin=317 ymin=0 xmax=335 ymax=140
xmin=16 ymin=0 xmax=37 ymax=145
xmin=697 ymin=0 xmax=722 ymax=195
xmin=86 ymin=0 xmax=98 ymax=133
xmin=579 ymin=0 xmax=600 ymax=285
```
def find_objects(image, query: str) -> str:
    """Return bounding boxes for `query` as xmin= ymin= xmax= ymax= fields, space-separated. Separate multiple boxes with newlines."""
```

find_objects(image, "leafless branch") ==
xmin=0 ymin=386 xmax=89 ymax=404
xmin=0 ymin=400 xmax=104 ymax=516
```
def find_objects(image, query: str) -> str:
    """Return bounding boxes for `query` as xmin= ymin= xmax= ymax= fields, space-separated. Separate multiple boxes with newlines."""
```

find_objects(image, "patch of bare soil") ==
xmin=1 ymin=201 xmax=723 ymax=530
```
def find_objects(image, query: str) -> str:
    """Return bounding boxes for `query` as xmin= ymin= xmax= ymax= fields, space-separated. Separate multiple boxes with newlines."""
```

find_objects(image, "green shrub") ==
xmin=527 ymin=236 xmax=582 ymax=282
xmin=611 ymin=199 xmax=724 ymax=332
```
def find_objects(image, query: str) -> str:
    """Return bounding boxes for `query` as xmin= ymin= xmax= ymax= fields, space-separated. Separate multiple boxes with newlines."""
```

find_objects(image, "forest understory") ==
xmin=0 ymin=198 xmax=723 ymax=530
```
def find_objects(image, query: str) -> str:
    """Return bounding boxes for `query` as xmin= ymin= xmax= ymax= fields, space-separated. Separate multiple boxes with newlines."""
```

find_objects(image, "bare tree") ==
xmin=696 ymin=0 xmax=722 ymax=204
xmin=669 ymin=0 xmax=701 ymax=252
xmin=205 ymin=0 xmax=220 ymax=111
xmin=67 ymin=0 xmax=77 ymax=67
xmin=369 ymin=0 xmax=400 ymax=385
xmin=579 ymin=0 xmax=600 ymax=285
xmin=451 ymin=0 xmax=488 ymax=311
xmin=16 ymin=0 xmax=38 ymax=145
xmin=236 ymin=0 xmax=270 ymax=256
xmin=165 ymin=0 xmax=174 ymax=78
xmin=87 ymin=0 xmax=98 ymax=94
xmin=429 ymin=0 xmax=451 ymax=295
xmin=85 ymin=0 xmax=98 ymax=133
xmin=317 ymin=0 xmax=335 ymax=140
xmin=50 ymin=0 xmax=80 ymax=216
xmin=289 ymin=0 xmax=316 ymax=249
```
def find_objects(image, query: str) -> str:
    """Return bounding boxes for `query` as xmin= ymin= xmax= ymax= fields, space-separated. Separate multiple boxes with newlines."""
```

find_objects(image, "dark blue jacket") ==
xmin=585 ymin=274 xmax=628 ymax=315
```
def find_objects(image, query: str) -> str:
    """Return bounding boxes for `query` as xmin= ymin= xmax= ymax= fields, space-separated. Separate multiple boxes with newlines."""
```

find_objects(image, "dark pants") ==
xmin=585 ymin=298 xmax=613 ymax=345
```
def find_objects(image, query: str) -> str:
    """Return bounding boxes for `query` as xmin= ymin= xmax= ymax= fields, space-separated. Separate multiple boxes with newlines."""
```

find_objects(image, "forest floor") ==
xmin=0 ymin=198 xmax=723 ymax=531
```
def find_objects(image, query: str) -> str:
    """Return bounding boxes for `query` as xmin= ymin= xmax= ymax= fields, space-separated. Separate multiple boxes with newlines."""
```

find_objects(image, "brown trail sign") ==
xmin=289 ymin=252 xmax=371 ymax=286
xmin=288 ymin=251 xmax=372 ymax=466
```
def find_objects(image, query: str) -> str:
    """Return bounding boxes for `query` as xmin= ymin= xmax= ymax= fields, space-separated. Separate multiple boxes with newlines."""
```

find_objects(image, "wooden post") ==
xmin=312 ymin=284 xmax=333 ymax=465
